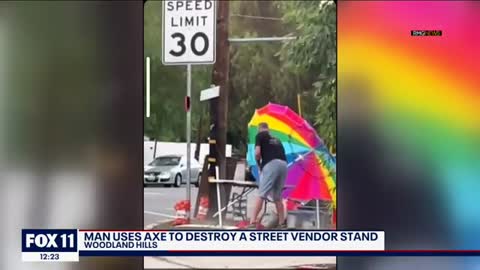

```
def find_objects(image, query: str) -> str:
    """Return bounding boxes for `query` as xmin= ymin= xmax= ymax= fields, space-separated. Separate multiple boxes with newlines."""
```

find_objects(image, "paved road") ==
xmin=144 ymin=185 xmax=266 ymax=227
xmin=144 ymin=186 xmax=336 ymax=269
xmin=144 ymin=186 xmax=199 ymax=226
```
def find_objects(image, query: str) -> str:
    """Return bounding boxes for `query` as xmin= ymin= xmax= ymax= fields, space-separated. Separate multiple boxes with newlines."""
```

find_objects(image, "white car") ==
xmin=144 ymin=155 xmax=202 ymax=187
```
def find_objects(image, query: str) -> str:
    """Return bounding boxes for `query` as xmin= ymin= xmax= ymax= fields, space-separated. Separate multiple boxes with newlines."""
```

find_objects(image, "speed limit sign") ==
xmin=162 ymin=0 xmax=217 ymax=65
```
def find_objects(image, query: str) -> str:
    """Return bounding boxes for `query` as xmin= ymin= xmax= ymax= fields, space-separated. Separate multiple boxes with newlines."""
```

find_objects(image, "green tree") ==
xmin=144 ymin=0 xmax=333 ymax=153
xmin=144 ymin=1 xmax=211 ymax=142
xmin=277 ymin=0 xmax=337 ymax=151
xmin=228 ymin=0 xmax=317 ymax=153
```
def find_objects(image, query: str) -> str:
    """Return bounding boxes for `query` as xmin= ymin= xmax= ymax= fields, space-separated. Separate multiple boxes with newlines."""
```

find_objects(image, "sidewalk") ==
xmin=144 ymin=256 xmax=336 ymax=269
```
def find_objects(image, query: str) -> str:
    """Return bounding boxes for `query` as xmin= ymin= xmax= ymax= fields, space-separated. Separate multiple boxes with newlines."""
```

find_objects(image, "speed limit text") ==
xmin=167 ymin=0 xmax=213 ymax=27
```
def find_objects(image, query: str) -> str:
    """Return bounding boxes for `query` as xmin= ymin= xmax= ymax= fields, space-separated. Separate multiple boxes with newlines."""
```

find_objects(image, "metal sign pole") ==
xmin=186 ymin=64 xmax=192 ymax=220
xmin=146 ymin=57 xmax=151 ymax=118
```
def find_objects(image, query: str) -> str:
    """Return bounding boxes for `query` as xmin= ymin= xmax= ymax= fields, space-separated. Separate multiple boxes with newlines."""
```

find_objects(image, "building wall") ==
xmin=144 ymin=141 xmax=232 ymax=166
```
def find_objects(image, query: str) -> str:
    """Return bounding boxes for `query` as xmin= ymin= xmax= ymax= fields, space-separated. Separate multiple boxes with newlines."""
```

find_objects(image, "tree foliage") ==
xmin=144 ymin=1 xmax=211 ymax=142
xmin=277 ymin=0 xmax=337 ymax=151
xmin=144 ymin=0 xmax=336 ymax=153
xmin=228 ymin=0 xmax=321 ymax=153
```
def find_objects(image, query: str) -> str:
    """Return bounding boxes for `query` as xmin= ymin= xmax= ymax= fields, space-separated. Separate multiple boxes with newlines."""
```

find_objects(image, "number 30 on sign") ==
xmin=162 ymin=0 xmax=217 ymax=65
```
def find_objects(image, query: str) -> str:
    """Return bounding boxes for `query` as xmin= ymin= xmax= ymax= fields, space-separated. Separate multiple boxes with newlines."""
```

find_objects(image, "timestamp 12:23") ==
xmin=40 ymin=253 xmax=60 ymax=260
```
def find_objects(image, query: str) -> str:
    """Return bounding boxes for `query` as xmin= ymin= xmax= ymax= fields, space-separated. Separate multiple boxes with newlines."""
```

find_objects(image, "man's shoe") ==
xmin=235 ymin=220 xmax=250 ymax=229
xmin=246 ymin=222 xmax=265 ymax=230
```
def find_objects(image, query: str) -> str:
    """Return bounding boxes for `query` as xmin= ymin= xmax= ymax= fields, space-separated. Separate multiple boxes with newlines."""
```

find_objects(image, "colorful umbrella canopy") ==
xmin=246 ymin=103 xmax=336 ymax=206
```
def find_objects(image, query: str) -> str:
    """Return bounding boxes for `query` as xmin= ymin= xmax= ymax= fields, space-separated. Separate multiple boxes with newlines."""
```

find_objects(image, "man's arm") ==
xmin=255 ymin=145 xmax=261 ymax=171
xmin=255 ymin=133 xmax=263 ymax=173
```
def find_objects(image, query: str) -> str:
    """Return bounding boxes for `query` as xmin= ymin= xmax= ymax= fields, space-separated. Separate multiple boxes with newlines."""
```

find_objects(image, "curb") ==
xmin=145 ymin=219 xmax=175 ymax=230
xmin=144 ymin=223 xmax=157 ymax=230
xmin=145 ymin=257 xmax=336 ymax=269
xmin=290 ymin=264 xmax=336 ymax=270
xmin=145 ymin=256 xmax=193 ymax=269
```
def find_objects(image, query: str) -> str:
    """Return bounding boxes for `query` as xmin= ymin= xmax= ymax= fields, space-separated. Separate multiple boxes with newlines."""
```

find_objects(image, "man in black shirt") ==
xmin=250 ymin=122 xmax=288 ymax=228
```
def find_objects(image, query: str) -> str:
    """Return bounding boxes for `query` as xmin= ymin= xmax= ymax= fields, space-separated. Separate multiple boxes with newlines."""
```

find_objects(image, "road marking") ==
xmin=144 ymin=211 xmax=176 ymax=219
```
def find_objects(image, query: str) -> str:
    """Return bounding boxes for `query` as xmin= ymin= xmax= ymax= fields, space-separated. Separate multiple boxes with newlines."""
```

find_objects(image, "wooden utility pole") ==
xmin=212 ymin=0 xmax=229 ymax=179
xmin=206 ymin=0 xmax=230 ymax=218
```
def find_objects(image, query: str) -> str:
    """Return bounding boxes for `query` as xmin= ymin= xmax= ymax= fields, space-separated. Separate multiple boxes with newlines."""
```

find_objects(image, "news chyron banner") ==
xmin=22 ymin=229 xmax=385 ymax=261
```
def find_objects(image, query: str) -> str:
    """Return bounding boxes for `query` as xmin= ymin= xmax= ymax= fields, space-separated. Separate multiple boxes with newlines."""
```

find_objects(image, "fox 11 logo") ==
xmin=22 ymin=229 xmax=77 ymax=252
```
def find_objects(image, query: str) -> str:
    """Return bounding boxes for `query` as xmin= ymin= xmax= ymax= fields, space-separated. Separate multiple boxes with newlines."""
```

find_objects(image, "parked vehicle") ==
xmin=144 ymin=141 xmax=232 ymax=167
xmin=144 ymin=155 xmax=202 ymax=187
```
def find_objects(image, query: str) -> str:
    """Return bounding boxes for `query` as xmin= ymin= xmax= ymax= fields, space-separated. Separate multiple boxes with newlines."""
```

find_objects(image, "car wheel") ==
xmin=195 ymin=173 xmax=201 ymax=187
xmin=174 ymin=174 xmax=182 ymax=187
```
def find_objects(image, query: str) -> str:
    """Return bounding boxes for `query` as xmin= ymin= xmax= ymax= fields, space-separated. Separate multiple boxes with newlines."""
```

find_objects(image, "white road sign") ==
xmin=200 ymin=85 xmax=219 ymax=101
xmin=162 ymin=0 xmax=217 ymax=65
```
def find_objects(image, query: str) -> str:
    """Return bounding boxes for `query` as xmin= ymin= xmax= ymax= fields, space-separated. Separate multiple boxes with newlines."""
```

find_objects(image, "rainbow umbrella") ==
xmin=246 ymin=103 xmax=336 ymax=206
